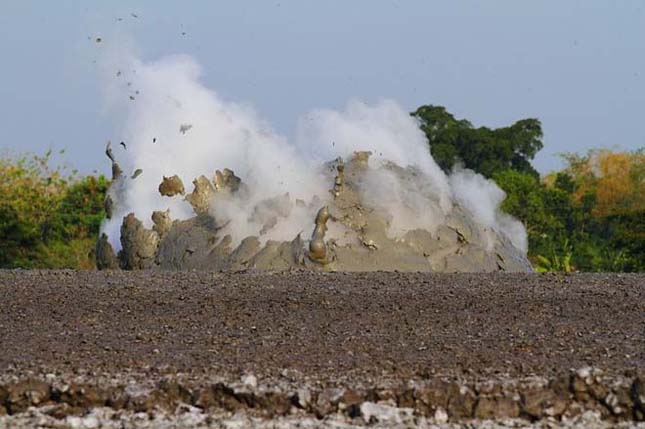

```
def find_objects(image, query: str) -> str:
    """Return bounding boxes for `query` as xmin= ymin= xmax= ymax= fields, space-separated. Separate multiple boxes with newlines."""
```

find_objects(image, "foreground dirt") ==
xmin=0 ymin=271 xmax=643 ymax=427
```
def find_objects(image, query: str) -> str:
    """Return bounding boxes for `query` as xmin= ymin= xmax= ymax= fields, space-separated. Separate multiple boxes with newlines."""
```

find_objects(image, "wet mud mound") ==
xmin=97 ymin=151 xmax=532 ymax=272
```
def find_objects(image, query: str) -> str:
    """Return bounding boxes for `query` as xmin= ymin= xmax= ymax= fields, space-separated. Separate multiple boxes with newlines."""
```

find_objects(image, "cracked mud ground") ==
xmin=0 ymin=271 xmax=643 ymax=428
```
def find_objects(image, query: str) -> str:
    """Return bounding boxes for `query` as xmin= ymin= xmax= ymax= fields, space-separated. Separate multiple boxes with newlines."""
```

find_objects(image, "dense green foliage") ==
xmin=412 ymin=105 xmax=543 ymax=178
xmin=493 ymin=167 xmax=643 ymax=272
xmin=0 ymin=151 xmax=109 ymax=268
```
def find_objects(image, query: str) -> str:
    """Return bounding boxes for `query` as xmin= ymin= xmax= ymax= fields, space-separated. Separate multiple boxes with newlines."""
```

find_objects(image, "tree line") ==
xmin=0 ymin=107 xmax=642 ymax=271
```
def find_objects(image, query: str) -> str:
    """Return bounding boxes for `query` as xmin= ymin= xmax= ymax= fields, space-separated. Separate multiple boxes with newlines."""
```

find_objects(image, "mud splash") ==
xmin=96 ymin=149 xmax=532 ymax=272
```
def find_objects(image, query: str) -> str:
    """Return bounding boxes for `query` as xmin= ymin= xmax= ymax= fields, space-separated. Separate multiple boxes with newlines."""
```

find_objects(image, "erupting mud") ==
xmin=91 ymin=51 xmax=534 ymax=273
xmin=96 ymin=148 xmax=532 ymax=272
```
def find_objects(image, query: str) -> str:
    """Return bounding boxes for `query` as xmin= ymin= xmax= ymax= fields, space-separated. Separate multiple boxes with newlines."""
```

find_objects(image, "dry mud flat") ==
xmin=0 ymin=271 xmax=643 ymax=428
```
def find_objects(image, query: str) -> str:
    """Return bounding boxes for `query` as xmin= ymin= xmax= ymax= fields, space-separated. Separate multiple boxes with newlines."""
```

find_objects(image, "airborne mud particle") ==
xmin=131 ymin=169 xmax=143 ymax=179
xmin=158 ymin=175 xmax=185 ymax=197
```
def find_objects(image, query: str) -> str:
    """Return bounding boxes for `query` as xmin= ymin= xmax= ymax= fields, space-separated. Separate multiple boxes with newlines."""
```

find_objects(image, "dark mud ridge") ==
xmin=0 ymin=369 xmax=644 ymax=422
xmin=0 ymin=271 xmax=643 ymax=427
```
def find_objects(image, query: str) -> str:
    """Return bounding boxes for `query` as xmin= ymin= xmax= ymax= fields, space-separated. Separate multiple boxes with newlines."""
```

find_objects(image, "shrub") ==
xmin=0 ymin=151 xmax=109 ymax=268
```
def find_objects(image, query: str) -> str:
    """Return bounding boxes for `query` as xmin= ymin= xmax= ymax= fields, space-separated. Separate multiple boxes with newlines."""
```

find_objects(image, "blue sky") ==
xmin=1 ymin=1 xmax=643 ymax=175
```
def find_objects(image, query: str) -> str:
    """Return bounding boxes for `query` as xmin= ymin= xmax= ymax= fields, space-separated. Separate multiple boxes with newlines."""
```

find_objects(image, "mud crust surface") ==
xmin=0 ymin=271 xmax=643 ymax=427
xmin=1 ymin=271 xmax=643 ymax=379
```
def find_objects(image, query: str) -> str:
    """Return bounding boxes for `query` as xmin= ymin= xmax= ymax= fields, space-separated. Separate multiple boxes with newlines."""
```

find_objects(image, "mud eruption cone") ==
xmin=97 ymin=151 xmax=532 ymax=272
xmin=93 ymin=51 xmax=532 ymax=272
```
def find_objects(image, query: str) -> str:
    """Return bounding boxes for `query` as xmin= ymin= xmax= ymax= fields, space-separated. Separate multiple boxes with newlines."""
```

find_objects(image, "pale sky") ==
xmin=1 ymin=1 xmax=644 ymax=175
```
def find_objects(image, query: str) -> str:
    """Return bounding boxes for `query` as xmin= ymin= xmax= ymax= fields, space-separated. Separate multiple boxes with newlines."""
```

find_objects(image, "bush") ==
xmin=493 ymin=149 xmax=644 ymax=272
xmin=0 ymin=151 xmax=109 ymax=268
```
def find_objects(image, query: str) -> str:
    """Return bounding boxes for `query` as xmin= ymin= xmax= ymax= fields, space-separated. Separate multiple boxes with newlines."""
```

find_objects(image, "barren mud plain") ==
xmin=0 ymin=270 xmax=643 ymax=428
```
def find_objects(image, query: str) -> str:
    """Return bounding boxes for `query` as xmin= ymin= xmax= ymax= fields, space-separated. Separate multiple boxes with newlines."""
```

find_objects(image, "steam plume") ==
xmin=99 ymin=48 xmax=527 ymax=255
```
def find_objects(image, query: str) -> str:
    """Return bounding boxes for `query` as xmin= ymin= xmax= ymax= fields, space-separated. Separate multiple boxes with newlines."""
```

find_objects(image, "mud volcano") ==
xmin=96 ymin=143 xmax=532 ymax=272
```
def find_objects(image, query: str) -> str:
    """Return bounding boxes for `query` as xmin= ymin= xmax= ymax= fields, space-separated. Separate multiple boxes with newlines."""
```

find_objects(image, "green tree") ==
xmin=412 ymin=105 xmax=543 ymax=178
xmin=493 ymin=169 xmax=578 ymax=267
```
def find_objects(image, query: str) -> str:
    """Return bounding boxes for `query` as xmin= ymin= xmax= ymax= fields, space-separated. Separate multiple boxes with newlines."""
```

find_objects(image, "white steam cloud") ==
xmin=449 ymin=169 xmax=528 ymax=252
xmin=99 ymin=47 xmax=527 ymax=254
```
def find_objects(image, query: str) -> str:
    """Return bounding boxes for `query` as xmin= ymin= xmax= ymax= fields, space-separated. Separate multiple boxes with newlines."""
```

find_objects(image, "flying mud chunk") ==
xmin=119 ymin=213 xmax=160 ymax=269
xmin=308 ymin=206 xmax=331 ymax=264
xmin=158 ymin=175 xmax=185 ymax=197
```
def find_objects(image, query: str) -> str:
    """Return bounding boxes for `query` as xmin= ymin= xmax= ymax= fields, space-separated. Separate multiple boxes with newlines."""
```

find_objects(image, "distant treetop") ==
xmin=412 ymin=105 xmax=543 ymax=178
